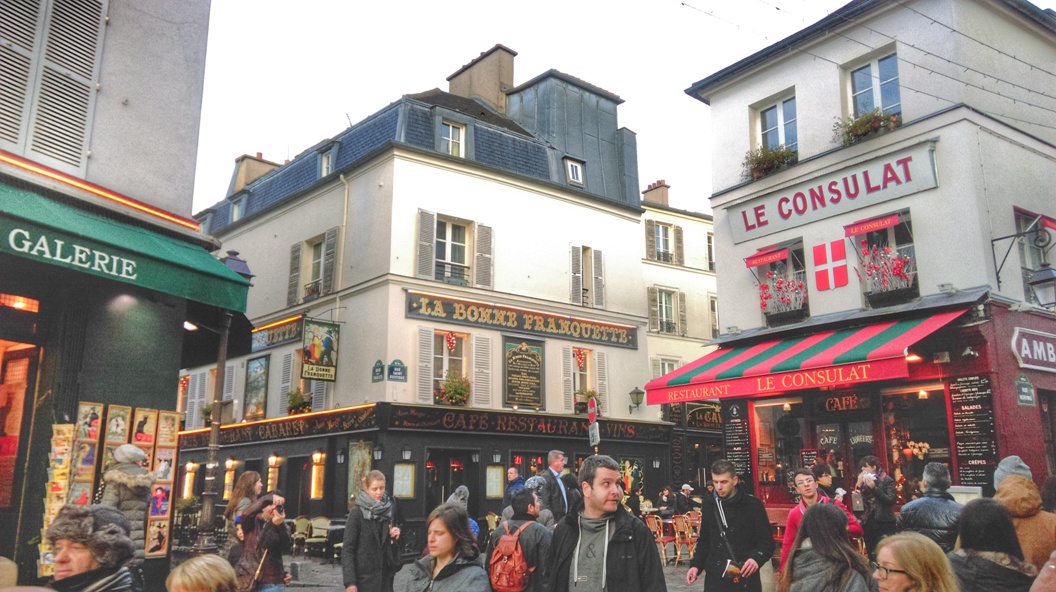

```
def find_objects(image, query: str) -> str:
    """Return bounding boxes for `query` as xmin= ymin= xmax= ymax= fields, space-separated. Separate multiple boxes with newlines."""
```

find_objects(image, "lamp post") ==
xmin=628 ymin=387 xmax=644 ymax=414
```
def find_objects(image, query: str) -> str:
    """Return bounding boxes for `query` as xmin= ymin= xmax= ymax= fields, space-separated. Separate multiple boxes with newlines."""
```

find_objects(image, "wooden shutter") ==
xmin=596 ymin=351 xmax=609 ymax=415
xmin=0 ymin=0 xmax=45 ymax=149
xmin=417 ymin=326 xmax=434 ymax=403
xmin=321 ymin=226 xmax=338 ymax=295
xmin=310 ymin=380 xmax=326 ymax=411
xmin=187 ymin=371 xmax=207 ymax=429
xmin=645 ymin=220 xmax=656 ymax=260
xmin=280 ymin=352 xmax=293 ymax=399
xmin=674 ymin=225 xmax=685 ymax=266
xmin=287 ymin=242 xmax=302 ymax=306
xmin=678 ymin=291 xmax=688 ymax=336
xmin=569 ymin=245 xmax=583 ymax=305
xmin=473 ymin=223 xmax=494 ymax=289
xmin=561 ymin=345 xmax=574 ymax=413
xmin=472 ymin=334 xmax=491 ymax=407
xmin=222 ymin=364 xmax=234 ymax=402
xmin=651 ymin=358 xmax=662 ymax=379
xmin=647 ymin=286 xmax=659 ymax=332
xmin=592 ymin=249 xmax=605 ymax=309
xmin=416 ymin=209 xmax=436 ymax=279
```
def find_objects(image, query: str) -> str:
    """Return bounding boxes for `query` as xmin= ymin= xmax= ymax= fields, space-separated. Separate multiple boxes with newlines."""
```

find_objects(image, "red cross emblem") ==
xmin=813 ymin=240 xmax=848 ymax=291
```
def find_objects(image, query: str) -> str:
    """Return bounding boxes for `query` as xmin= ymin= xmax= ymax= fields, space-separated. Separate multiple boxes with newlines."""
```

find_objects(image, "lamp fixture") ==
xmin=225 ymin=458 xmax=236 ymax=471
xmin=372 ymin=442 xmax=383 ymax=461
xmin=905 ymin=353 xmax=923 ymax=363
xmin=937 ymin=283 xmax=958 ymax=295
xmin=492 ymin=449 xmax=502 ymax=464
xmin=962 ymin=346 xmax=979 ymax=358
xmin=402 ymin=445 xmax=412 ymax=461
xmin=336 ymin=447 xmax=345 ymax=464
xmin=312 ymin=450 xmax=325 ymax=464
xmin=991 ymin=215 xmax=1054 ymax=294
xmin=1029 ymin=262 xmax=1056 ymax=309
xmin=185 ymin=461 xmax=199 ymax=472
xmin=918 ymin=389 xmax=929 ymax=400
xmin=726 ymin=326 xmax=741 ymax=335
xmin=782 ymin=402 xmax=791 ymax=412
xmin=628 ymin=386 xmax=645 ymax=413
xmin=471 ymin=452 xmax=480 ymax=463
xmin=652 ymin=457 xmax=661 ymax=469
xmin=267 ymin=453 xmax=281 ymax=468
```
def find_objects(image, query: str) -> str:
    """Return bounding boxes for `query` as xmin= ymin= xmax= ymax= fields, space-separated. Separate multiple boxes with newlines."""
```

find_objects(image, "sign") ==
xmin=1011 ymin=327 xmax=1056 ymax=373
xmin=371 ymin=360 xmax=384 ymax=383
xmin=799 ymin=449 xmax=820 ymax=468
xmin=729 ymin=142 xmax=938 ymax=243
xmin=587 ymin=397 xmax=597 ymax=424
xmin=387 ymin=360 xmax=408 ymax=382
xmin=301 ymin=319 xmax=339 ymax=382
xmin=949 ymin=375 xmax=997 ymax=492
xmin=685 ymin=402 xmax=722 ymax=431
xmin=812 ymin=392 xmax=874 ymax=415
xmin=722 ymin=401 xmax=752 ymax=482
xmin=503 ymin=338 xmax=545 ymax=407
xmin=812 ymin=240 xmax=848 ymax=291
xmin=251 ymin=316 xmax=303 ymax=352
xmin=589 ymin=422 xmax=600 ymax=447
xmin=407 ymin=292 xmax=638 ymax=349
xmin=1016 ymin=374 xmax=1037 ymax=407
xmin=179 ymin=405 xmax=379 ymax=448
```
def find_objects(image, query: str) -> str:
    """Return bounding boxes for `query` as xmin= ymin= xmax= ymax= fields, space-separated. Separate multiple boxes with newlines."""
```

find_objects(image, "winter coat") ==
xmin=857 ymin=472 xmax=897 ymax=528
xmin=342 ymin=503 xmax=401 ymax=592
xmin=546 ymin=506 xmax=666 ymax=592
xmin=403 ymin=551 xmax=490 ymax=592
xmin=897 ymin=488 xmax=964 ymax=553
xmin=540 ymin=469 xmax=569 ymax=523
xmin=502 ymin=504 xmax=556 ymax=531
xmin=947 ymin=549 xmax=1037 ymax=592
xmin=504 ymin=475 xmax=526 ymax=508
xmin=51 ymin=565 xmax=134 ymax=592
xmin=691 ymin=487 xmax=774 ymax=592
xmin=485 ymin=514 xmax=552 ymax=592
xmin=675 ymin=493 xmax=691 ymax=515
xmin=780 ymin=496 xmax=863 ymax=568
xmin=236 ymin=498 xmax=292 ymax=586
xmin=786 ymin=545 xmax=875 ymax=592
xmin=626 ymin=493 xmax=642 ymax=518
xmin=99 ymin=464 xmax=155 ymax=563
xmin=222 ymin=496 xmax=252 ymax=557
xmin=995 ymin=475 xmax=1056 ymax=570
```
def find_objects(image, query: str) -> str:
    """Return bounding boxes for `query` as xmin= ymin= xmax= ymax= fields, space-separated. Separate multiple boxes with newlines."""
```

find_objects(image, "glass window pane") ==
xmin=783 ymin=97 xmax=797 ymax=122
xmin=880 ymin=81 xmax=901 ymax=114
xmin=851 ymin=65 xmax=873 ymax=94
xmin=762 ymin=128 xmax=780 ymax=150
xmin=878 ymin=54 xmax=899 ymax=83
xmin=451 ymin=244 xmax=465 ymax=264
xmin=451 ymin=224 xmax=465 ymax=244
xmin=784 ymin=123 xmax=797 ymax=151
xmin=760 ymin=106 xmax=778 ymax=131
xmin=854 ymin=93 xmax=874 ymax=117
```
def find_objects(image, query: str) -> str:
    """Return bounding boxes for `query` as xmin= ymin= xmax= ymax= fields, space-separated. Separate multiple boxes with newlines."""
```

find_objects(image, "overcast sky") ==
xmin=191 ymin=0 xmax=1056 ymax=215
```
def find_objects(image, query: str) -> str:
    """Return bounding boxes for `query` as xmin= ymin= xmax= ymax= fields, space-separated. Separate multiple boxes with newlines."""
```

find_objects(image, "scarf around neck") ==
xmin=355 ymin=490 xmax=393 ymax=521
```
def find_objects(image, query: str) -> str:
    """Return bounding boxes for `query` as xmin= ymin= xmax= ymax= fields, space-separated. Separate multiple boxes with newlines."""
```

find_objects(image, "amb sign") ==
xmin=1012 ymin=327 xmax=1056 ymax=373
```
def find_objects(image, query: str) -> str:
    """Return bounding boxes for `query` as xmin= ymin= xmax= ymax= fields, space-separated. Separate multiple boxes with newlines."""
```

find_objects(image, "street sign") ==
xmin=589 ymin=422 xmax=600 ymax=447
xmin=587 ymin=397 xmax=597 ymax=423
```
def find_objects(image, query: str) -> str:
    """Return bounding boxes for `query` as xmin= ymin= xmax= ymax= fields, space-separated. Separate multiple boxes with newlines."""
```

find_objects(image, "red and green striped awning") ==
xmin=645 ymin=310 xmax=964 ymax=405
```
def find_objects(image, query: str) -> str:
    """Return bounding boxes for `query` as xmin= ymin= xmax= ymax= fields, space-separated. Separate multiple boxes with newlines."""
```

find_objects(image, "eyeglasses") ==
xmin=871 ymin=561 xmax=909 ymax=580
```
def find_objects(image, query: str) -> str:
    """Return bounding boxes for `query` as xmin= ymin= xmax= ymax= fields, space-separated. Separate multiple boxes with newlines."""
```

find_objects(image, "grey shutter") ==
xmin=645 ymin=220 xmax=656 ymax=261
xmin=185 ymin=374 xmax=199 ymax=429
xmin=592 ymin=249 xmax=605 ymax=309
xmin=417 ymin=326 xmax=434 ymax=403
xmin=310 ymin=380 xmax=326 ymax=411
xmin=678 ymin=291 xmax=688 ymax=336
xmin=223 ymin=364 xmax=234 ymax=402
xmin=280 ymin=352 xmax=293 ymax=399
xmin=0 ymin=0 xmax=45 ymax=149
xmin=287 ymin=242 xmax=302 ymax=306
xmin=647 ymin=286 xmax=659 ymax=331
xmin=651 ymin=358 xmax=662 ymax=379
xmin=473 ymin=223 xmax=494 ymax=289
xmin=321 ymin=226 xmax=338 ymax=295
xmin=674 ymin=225 xmax=685 ymax=266
xmin=561 ymin=345 xmax=573 ymax=413
xmin=472 ymin=334 xmax=491 ymax=407
xmin=569 ymin=245 xmax=583 ymax=305
xmin=416 ymin=209 xmax=436 ymax=279
xmin=596 ymin=351 xmax=609 ymax=415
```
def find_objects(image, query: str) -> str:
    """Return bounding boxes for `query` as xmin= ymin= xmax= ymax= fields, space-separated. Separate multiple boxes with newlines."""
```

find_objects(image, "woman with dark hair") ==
xmin=657 ymin=485 xmax=676 ymax=518
xmin=855 ymin=455 xmax=896 ymax=558
xmin=342 ymin=470 xmax=401 ymax=592
xmin=811 ymin=462 xmax=837 ymax=499
xmin=223 ymin=471 xmax=261 ymax=555
xmin=403 ymin=503 xmax=489 ymax=592
xmin=947 ymin=498 xmax=1038 ymax=592
xmin=778 ymin=503 xmax=873 ymax=592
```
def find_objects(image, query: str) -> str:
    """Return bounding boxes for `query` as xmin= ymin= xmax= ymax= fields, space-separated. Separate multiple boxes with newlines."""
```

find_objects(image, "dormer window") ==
xmin=230 ymin=196 xmax=246 ymax=223
xmin=565 ymin=159 xmax=584 ymax=185
xmin=441 ymin=122 xmax=464 ymax=157
xmin=320 ymin=150 xmax=332 ymax=177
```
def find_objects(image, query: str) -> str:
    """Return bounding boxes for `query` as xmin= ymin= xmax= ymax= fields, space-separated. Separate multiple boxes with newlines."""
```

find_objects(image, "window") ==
xmin=565 ymin=158 xmax=584 ymax=185
xmin=648 ymin=286 xmax=686 ymax=335
xmin=851 ymin=54 xmax=901 ymax=117
xmin=760 ymin=97 xmax=797 ymax=151
xmin=655 ymin=224 xmax=673 ymax=262
xmin=644 ymin=220 xmax=683 ymax=265
xmin=757 ymin=245 xmax=809 ymax=325
xmin=416 ymin=210 xmax=493 ymax=289
xmin=573 ymin=348 xmax=590 ymax=393
xmin=849 ymin=212 xmax=917 ymax=306
xmin=304 ymin=241 xmax=324 ymax=301
xmin=563 ymin=345 xmax=608 ymax=415
xmin=709 ymin=295 xmax=719 ymax=338
xmin=320 ymin=150 xmax=332 ymax=177
xmin=441 ymin=122 xmax=464 ymax=157
xmin=436 ymin=219 xmax=469 ymax=285
xmin=707 ymin=233 xmax=716 ymax=271
xmin=658 ymin=290 xmax=676 ymax=334
xmin=287 ymin=228 xmax=339 ymax=306
xmin=309 ymin=451 xmax=325 ymax=499
xmin=230 ymin=196 xmax=246 ymax=222
xmin=433 ymin=331 xmax=466 ymax=405
xmin=570 ymin=245 xmax=606 ymax=308
xmin=660 ymin=358 xmax=678 ymax=378
xmin=1017 ymin=211 xmax=1046 ymax=304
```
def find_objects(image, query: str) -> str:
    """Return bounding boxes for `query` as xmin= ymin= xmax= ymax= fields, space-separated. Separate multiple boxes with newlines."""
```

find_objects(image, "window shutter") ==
xmin=223 ymin=364 xmax=234 ymax=402
xmin=645 ymin=220 xmax=656 ymax=260
xmin=647 ymin=286 xmax=659 ymax=332
xmin=287 ymin=242 xmax=302 ymax=307
xmin=674 ymin=225 xmax=685 ymax=266
xmin=416 ymin=209 xmax=436 ymax=279
xmin=417 ymin=326 xmax=434 ymax=403
xmin=562 ymin=345 xmax=573 ymax=413
xmin=472 ymin=334 xmax=491 ymax=407
xmin=0 ymin=0 xmax=45 ymax=150
xmin=592 ymin=249 xmax=605 ymax=309
xmin=651 ymin=358 xmax=662 ymax=379
xmin=569 ymin=245 xmax=583 ymax=305
xmin=187 ymin=371 xmax=207 ymax=429
xmin=473 ymin=223 xmax=494 ymax=289
xmin=310 ymin=380 xmax=326 ymax=411
xmin=596 ymin=351 xmax=609 ymax=415
xmin=678 ymin=291 xmax=688 ymax=336
xmin=280 ymin=352 xmax=293 ymax=399
xmin=321 ymin=226 xmax=338 ymax=295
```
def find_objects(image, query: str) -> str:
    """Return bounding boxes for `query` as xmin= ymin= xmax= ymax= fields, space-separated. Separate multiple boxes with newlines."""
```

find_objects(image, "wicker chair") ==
xmin=304 ymin=516 xmax=331 ymax=558
xmin=672 ymin=514 xmax=698 ymax=563
xmin=645 ymin=514 xmax=677 ymax=565
xmin=291 ymin=515 xmax=311 ymax=556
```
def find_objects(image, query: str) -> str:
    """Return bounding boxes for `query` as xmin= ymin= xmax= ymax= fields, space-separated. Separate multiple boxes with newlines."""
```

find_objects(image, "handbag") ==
xmin=237 ymin=549 xmax=268 ymax=592
xmin=712 ymin=494 xmax=746 ymax=585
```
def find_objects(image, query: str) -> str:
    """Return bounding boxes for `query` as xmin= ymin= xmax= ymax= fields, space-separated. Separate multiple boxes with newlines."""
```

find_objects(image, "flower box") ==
xmin=833 ymin=109 xmax=902 ymax=146
xmin=742 ymin=146 xmax=797 ymax=181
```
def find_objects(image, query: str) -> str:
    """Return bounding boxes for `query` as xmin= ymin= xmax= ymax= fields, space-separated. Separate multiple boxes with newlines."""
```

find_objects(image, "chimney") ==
xmin=447 ymin=44 xmax=517 ymax=114
xmin=642 ymin=179 xmax=670 ymax=206
xmin=228 ymin=153 xmax=279 ymax=196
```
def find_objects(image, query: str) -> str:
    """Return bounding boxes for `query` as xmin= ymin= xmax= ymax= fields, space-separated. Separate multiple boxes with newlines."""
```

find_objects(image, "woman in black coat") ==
xmin=343 ymin=470 xmax=402 ymax=592
xmin=855 ymin=455 xmax=896 ymax=558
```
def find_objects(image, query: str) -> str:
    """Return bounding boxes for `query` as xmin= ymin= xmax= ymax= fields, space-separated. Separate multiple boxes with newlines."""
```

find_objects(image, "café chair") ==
xmin=645 ymin=514 xmax=677 ymax=565
xmin=305 ymin=516 xmax=331 ymax=558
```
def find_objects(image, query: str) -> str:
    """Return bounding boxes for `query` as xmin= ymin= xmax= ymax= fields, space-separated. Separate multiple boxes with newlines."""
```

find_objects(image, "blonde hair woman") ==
xmin=872 ymin=533 xmax=958 ymax=592
xmin=343 ymin=470 xmax=401 ymax=592
xmin=167 ymin=554 xmax=237 ymax=592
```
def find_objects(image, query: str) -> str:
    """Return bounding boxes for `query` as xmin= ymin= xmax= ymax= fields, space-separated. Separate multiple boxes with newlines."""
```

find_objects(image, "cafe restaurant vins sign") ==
xmin=1012 ymin=327 xmax=1056 ymax=373
xmin=406 ymin=292 xmax=638 ymax=349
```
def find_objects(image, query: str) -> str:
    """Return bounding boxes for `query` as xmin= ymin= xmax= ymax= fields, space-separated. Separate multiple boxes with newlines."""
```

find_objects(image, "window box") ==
xmin=764 ymin=307 xmax=810 ymax=326
xmin=435 ymin=370 xmax=470 ymax=406
xmin=574 ymin=388 xmax=598 ymax=414
xmin=859 ymin=242 xmax=916 ymax=295
xmin=865 ymin=286 xmax=918 ymax=308
xmin=743 ymin=145 xmax=797 ymax=180
xmin=833 ymin=108 xmax=902 ymax=147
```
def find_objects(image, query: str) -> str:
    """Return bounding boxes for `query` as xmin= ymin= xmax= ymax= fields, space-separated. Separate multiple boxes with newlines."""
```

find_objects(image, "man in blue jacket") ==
xmin=504 ymin=466 xmax=526 ymax=508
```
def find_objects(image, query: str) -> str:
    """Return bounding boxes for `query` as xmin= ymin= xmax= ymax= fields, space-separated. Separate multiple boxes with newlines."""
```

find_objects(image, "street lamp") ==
xmin=628 ymin=387 xmax=644 ymax=413
xmin=1029 ymin=262 xmax=1056 ymax=309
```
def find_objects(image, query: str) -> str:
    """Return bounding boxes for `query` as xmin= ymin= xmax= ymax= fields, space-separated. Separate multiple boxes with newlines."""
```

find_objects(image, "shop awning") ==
xmin=0 ymin=184 xmax=249 ymax=312
xmin=645 ymin=310 xmax=965 ymax=405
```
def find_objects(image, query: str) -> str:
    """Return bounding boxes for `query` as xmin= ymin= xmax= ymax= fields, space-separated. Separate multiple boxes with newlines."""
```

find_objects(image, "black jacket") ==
xmin=690 ymin=487 xmax=774 ymax=592
xmin=857 ymin=472 xmax=897 ymax=527
xmin=947 ymin=549 xmax=1036 ymax=592
xmin=342 ymin=506 xmax=400 ymax=592
xmin=675 ymin=493 xmax=691 ymax=515
xmin=897 ymin=489 xmax=964 ymax=552
xmin=237 ymin=497 xmax=292 ymax=585
xmin=546 ymin=506 xmax=667 ymax=592
xmin=485 ymin=513 xmax=552 ymax=592
xmin=540 ymin=469 xmax=568 ymax=524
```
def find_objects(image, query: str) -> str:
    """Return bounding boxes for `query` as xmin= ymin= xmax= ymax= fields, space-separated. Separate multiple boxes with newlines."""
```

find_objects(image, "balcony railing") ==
xmin=659 ymin=320 xmax=678 ymax=334
xmin=761 ymin=270 xmax=810 ymax=326
xmin=303 ymin=279 xmax=322 ymax=301
xmin=435 ymin=262 xmax=470 ymax=286
xmin=656 ymin=250 xmax=673 ymax=263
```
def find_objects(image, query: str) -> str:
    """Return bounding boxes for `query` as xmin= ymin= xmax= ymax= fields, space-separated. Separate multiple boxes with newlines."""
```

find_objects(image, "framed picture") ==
xmin=393 ymin=463 xmax=415 ymax=499
xmin=76 ymin=402 xmax=103 ymax=441
xmin=104 ymin=405 xmax=131 ymax=444
xmin=346 ymin=440 xmax=373 ymax=500
xmin=68 ymin=482 xmax=92 ymax=506
xmin=243 ymin=356 xmax=269 ymax=420
xmin=153 ymin=447 xmax=176 ymax=482
xmin=156 ymin=411 xmax=180 ymax=447
xmin=101 ymin=445 xmax=118 ymax=472
xmin=486 ymin=465 xmax=505 ymax=499
xmin=131 ymin=409 xmax=158 ymax=445
xmin=138 ymin=446 xmax=154 ymax=473
xmin=150 ymin=483 xmax=171 ymax=517
xmin=144 ymin=518 xmax=170 ymax=556
xmin=73 ymin=441 xmax=97 ymax=477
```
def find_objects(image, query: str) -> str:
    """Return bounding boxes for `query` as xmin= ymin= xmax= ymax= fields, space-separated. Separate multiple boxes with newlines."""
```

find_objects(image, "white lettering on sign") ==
xmin=8 ymin=228 xmax=138 ymax=279
xmin=1011 ymin=327 xmax=1056 ymax=374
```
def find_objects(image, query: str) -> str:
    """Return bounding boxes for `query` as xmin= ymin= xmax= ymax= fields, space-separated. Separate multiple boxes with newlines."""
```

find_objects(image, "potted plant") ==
xmin=286 ymin=387 xmax=312 ymax=415
xmin=759 ymin=270 xmax=810 ymax=325
xmin=833 ymin=108 xmax=902 ymax=146
xmin=858 ymin=240 xmax=917 ymax=306
xmin=742 ymin=145 xmax=798 ymax=180
xmin=574 ymin=388 xmax=598 ymax=414
xmin=436 ymin=370 xmax=471 ymax=406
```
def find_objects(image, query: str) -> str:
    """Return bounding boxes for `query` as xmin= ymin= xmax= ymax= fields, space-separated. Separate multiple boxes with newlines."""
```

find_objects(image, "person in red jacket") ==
xmin=780 ymin=469 xmax=863 ymax=570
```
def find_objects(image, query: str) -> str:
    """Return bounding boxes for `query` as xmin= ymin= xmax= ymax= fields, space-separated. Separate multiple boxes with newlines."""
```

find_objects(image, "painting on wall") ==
xmin=346 ymin=440 xmax=374 ymax=501
xmin=243 ymin=356 xmax=269 ymax=420
xmin=76 ymin=402 xmax=103 ymax=441
xmin=618 ymin=457 xmax=644 ymax=496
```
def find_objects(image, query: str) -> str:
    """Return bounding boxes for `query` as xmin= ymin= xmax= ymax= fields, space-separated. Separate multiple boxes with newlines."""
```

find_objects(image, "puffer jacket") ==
xmin=995 ymin=475 xmax=1056 ymax=570
xmin=786 ymin=546 xmax=876 ymax=592
xmin=99 ymin=464 xmax=156 ymax=563
xmin=947 ymin=549 xmax=1037 ymax=592
xmin=404 ymin=551 xmax=490 ymax=592
xmin=896 ymin=488 xmax=963 ymax=552
xmin=547 ymin=506 xmax=666 ymax=592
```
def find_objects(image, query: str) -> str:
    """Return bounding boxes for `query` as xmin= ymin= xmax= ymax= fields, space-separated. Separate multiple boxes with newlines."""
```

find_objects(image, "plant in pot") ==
xmin=286 ymin=387 xmax=312 ymax=415
xmin=833 ymin=108 xmax=902 ymax=146
xmin=574 ymin=388 xmax=598 ymax=414
xmin=436 ymin=370 xmax=471 ymax=406
xmin=743 ymin=145 xmax=797 ymax=180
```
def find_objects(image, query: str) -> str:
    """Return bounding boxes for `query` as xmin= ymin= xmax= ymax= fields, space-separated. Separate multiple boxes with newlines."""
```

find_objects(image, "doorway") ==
xmin=425 ymin=449 xmax=479 ymax=519
xmin=815 ymin=420 xmax=875 ymax=495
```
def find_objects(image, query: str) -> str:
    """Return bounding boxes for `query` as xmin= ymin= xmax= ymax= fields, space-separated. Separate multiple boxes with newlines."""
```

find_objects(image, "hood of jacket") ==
xmin=995 ymin=475 xmax=1043 ymax=519
xmin=788 ymin=548 xmax=871 ymax=592
xmin=103 ymin=468 xmax=156 ymax=489
xmin=411 ymin=550 xmax=482 ymax=581
xmin=948 ymin=549 xmax=1037 ymax=590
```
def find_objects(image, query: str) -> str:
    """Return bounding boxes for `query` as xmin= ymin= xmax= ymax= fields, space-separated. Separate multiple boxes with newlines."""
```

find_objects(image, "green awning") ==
xmin=0 ymin=184 xmax=250 ymax=312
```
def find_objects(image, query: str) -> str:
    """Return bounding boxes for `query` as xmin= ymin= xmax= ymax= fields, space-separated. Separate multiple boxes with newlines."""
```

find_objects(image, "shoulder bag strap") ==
xmin=711 ymin=497 xmax=740 ymax=563
xmin=251 ymin=548 xmax=268 ymax=590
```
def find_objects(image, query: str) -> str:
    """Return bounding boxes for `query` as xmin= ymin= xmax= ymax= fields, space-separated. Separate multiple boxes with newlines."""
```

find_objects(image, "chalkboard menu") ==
xmin=722 ymin=401 xmax=753 ymax=485
xmin=503 ymin=338 xmax=545 ymax=407
xmin=950 ymin=375 xmax=997 ymax=491
xmin=799 ymin=448 xmax=820 ymax=468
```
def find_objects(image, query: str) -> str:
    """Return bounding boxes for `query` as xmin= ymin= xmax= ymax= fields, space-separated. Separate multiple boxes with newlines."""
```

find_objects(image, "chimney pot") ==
xmin=256 ymin=152 xmax=262 ymax=159
xmin=641 ymin=179 xmax=670 ymax=206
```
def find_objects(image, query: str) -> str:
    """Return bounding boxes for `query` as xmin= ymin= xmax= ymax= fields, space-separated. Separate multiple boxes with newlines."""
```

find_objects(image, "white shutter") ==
xmin=223 ymin=364 xmax=234 ymax=402
xmin=596 ymin=351 xmax=609 ymax=415
xmin=651 ymin=358 xmax=662 ymax=379
xmin=592 ymin=249 xmax=605 ymax=309
xmin=473 ymin=223 xmax=494 ymax=289
xmin=417 ymin=326 xmax=435 ymax=403
xmin=280 ymin=352 xmax=293 ymax=398
xmin=562 ymin=345 xmax=573 ymax=413
xmin=569 ymin=246 xmax=583 ymax=305
xmin=310 ymin=380 xmax=326 ymax=411
xmin=287 ymin=242 xmax=302 ymax=306
xmin=187 ymin=371 xmax=207 ymax=429
xmin=0 ymin=0 xmax=45 ymax=149
xmin=472 ymin=334 xmax=491 ymax=407
xmin=416 ymin=210 xmax=436 ymax=279
xmin=321 ymin=226 xmax=339 ymax=295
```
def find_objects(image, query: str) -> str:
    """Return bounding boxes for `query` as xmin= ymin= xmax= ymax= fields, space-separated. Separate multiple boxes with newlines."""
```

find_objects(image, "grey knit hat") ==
xmin=112 ymin=444 xmax=146 ymax=464
xmin=46 ymin=505 xmax=135 ymax=569
xmin=446 ymin=485 xmax=470 ymax=509
xmin=524 ymin=476 xmax=547 ymax=492
xmin=994 ymin=455 xmax=1032 ymax=489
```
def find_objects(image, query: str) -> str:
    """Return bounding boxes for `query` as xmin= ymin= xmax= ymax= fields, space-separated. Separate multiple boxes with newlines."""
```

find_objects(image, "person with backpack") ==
xmin=486 ymin=488 xmax=551 ymax=592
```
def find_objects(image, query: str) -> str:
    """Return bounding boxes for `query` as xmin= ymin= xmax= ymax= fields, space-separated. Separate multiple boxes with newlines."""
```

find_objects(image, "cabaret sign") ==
xmin=1012 ymin=327 xmax=1056 ymax=373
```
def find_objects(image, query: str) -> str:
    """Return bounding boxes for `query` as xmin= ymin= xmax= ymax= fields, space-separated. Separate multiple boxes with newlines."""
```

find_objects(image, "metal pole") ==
xmin=191 ymin=309 xmax=231 ymax=555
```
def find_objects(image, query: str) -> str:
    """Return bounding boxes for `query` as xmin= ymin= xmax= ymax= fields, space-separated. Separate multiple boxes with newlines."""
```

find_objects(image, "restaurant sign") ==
xmin=178 ymin=405 xmax=378 ymax=448
xmin=407 ymin=292 xmax=638 ymax=349
xmin=1012 ymin=327 xmax=1056 ymax=373
xmin=302 ymin=319 xmax=339 ymax=381
xmin=252 ymin=316 xmax=303 ymax=352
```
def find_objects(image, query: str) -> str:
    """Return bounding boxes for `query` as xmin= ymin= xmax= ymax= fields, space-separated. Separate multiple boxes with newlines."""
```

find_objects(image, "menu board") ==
xmin=722 ymin=401 xmax=753 ymax=486
xmin=503 ymin=338 xmax=545 ymax=407
xmin=799 ymin=448 xmax=820 ymax=468
xmin=949 ymin=375 xmax=997 ymax=492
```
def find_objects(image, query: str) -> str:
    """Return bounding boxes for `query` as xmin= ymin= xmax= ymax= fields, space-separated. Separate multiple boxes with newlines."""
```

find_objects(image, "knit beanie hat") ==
xmin=446 ymin=485 xmax=470 ymax=509
xmin=112 ymin=444 xmax=146 ymax=464
xmin=994 ymin=455 xmax=1032 ymax=488
xmin=46 ymin=505 xmax=135 ymax=569
xmin=524 ymin=476 xmax=547 ymax=492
